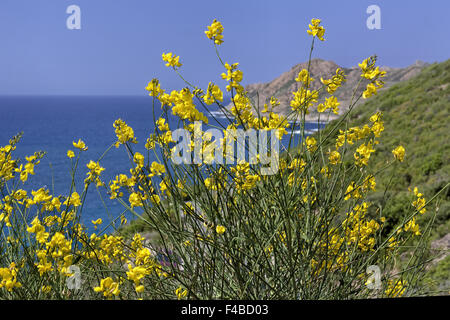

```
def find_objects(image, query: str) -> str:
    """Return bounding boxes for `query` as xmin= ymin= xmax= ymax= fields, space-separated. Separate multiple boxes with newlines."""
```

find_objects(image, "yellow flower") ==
xmin=392 ymin=145 xmax=405 ymax=162
xmin=290 ymin=88 xmax=318 ymax=113
xmin=359 ymin=57 xmax=386 ymax=99
xmin=149 ymin=161 xmax=166 ymax=177
xmin=27 ymin=216 xmax=45 ymax=234
xmin=307 ymin=18 xmax=325 ymax=41
xmin=126 ymin=264 xmax=149 ymax=285
xmin=203 ymin=82 xmax=224 ymax=105
xmin=328 ymin=150 xmax=341 ymax=165
xmin=19 ymin=156 xmax=37 ymax=183
xmin=0 ymin=263 xmax=22 ymax=292
xmin=145 ymin=78 xmax=164 ymax=97
xmin=305 ymin=136 xmax=317 ymax=152
xmin=321 ymin=68 xmax=346 ymax=94
xmin=162 ymin=52 xmax=182 ymax=68
xmin=150 ymin=194 xmax=161 ymax=205
xmin=73 ymin=139 xmax=88 ymax=151
xmin=35 ymin=257 xmax=53 ymax=276
xmin=370 ymin=115 xmax=384 ymax=137
xmin=64 ymin=192 xmax=81 ymax=207
xmin=288 ymin=158 xmax=306 ymax=171
xmin=369 ymin=112 xmax=382 ymax=123
xmin=30 ymin=188 xmax=52 ymax=205
xmin=317 ymin=96 xmax=340 ymax=114
xmin=87 ymin=161 xmax=105 ymax=176
xmin=135 ymin=285 xmax=145 ymax=293
xmin=145 ymin=134 xmax=156 ymax=150
xmin=363 ymin=82 xmax=378 ymax=99
xmin=354 ymin=141 xmax=376 ymax=166
xmin=344 ymin=182 xmax=362 ymax=201
xmin=94 ymin=277 xmax=120 ymax=298
xmin=385 ymin=279 xmax=407 ymax=297
xmin=156 ymin=118 xmax=169 ymax=132
xmin=113 ymin=119 xmax=137 ymax=147
xmin=85 ymin=160 xmax=105 ymax=186
xmin=216 ymin=225 xmax=226 ymax=234
xmin=359 ymin=57 xmax=386 ymax=80
xmin=170 ymin=88 xmax=209 ymax=122
xmin=67 ymin=150 xmax=75 ymax=159
xmin=41 ymin=285 xmax=51 ymax=294
xmin=221 ymin=63 xmax=244 ymax=92
xmin=160 ymin=130 xmax=174 ymax=145
xmin=92 ymin=218 xmax=102 ymax=229
xmin=404 ymin=217 xmax=420 ymax=236
xmin=412 ymin=187 xmax=427 ymax=214
xmin=175 ymin=287 xmax=188 ymax=300
xmin=133 ymin=152 xmax=145 ymax=169
xmin=295 ymin=69 xmax=314 ymax=86
xmin=36 ymin=230 xmax=50 ymax=244
xmin=129 ymin=192 xmax=143 ymax=208
xmin=205 ymin=19 xmax=224 ymax=45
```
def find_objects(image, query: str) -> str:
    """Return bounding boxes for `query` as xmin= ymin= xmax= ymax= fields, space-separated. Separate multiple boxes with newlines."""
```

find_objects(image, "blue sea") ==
xmin=0 ymin=95 xmax=324 ymax=233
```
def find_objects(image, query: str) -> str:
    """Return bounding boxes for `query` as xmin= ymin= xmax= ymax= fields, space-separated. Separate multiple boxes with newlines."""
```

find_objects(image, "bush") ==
xmin=0 ymin=18 xmax=447 ymax=300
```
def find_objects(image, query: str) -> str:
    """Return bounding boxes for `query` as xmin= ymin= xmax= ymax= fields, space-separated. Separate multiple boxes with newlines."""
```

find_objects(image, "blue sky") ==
xmin=0 ymin=0 xmax=448 ymax=96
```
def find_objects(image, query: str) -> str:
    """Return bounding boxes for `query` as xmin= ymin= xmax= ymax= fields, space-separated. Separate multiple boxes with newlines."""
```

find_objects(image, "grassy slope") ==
xmin=320 ymin=59 xmax=450 ymax=293
xmin=324 ymin=59 xmax=449 ymax=236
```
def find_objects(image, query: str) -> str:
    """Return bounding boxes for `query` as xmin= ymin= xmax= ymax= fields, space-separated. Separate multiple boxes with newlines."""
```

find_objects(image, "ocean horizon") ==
xmin=0 ymin=95 xmax=323 ymax=233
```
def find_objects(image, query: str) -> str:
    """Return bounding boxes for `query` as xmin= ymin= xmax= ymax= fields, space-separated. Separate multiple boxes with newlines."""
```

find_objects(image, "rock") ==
xmin=429 ymin=233 xmax=450 ymax=266
xmin=232 ymin=59 xmax=428 ymax=122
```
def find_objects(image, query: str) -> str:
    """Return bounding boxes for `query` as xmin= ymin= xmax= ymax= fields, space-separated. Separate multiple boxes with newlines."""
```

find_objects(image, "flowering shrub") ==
xmin=0 ymin=18 xmax=442 ymax=300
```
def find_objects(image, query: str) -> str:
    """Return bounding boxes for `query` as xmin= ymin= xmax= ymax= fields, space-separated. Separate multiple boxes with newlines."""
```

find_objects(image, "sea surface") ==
xmin=0 ymin=95 xmax=324 ymax=233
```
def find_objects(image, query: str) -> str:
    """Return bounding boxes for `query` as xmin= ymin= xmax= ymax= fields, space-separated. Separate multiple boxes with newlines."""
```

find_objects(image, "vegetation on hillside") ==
xmin=322 ymin=60 xmax=449 ymax=236
xmin=316 ymin=60 xmax=450 ymax=294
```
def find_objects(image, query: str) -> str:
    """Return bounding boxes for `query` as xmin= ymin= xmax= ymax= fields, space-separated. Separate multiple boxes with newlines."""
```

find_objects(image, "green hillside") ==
xmin=320 ymin=59 xmax=450 ymax=293
xmin=325 ymin=60 xmax=449 ymax=233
